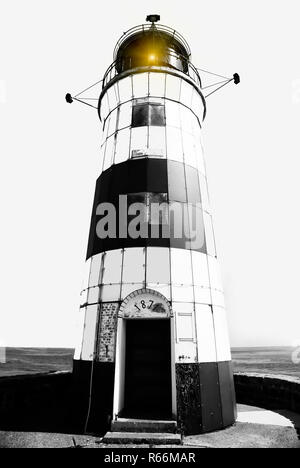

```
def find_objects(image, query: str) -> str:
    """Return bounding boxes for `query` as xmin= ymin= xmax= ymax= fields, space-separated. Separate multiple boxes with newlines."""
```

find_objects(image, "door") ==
xmin=122 ymin=319 xmax=172 ymax=419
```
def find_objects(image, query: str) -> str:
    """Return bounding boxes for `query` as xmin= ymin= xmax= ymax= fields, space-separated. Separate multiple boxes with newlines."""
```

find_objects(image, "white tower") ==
xmin=70 ymin=16 xmax=237 ymax=435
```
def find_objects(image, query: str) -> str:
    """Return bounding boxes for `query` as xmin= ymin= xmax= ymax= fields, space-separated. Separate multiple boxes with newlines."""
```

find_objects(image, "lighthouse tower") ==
xmin=72 ymin=16 xmax=236 ymax=435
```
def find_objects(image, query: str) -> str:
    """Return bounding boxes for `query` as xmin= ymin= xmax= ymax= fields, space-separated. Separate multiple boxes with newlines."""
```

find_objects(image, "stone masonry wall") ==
xmin=97 ymin=303 xmax=119 ymax=362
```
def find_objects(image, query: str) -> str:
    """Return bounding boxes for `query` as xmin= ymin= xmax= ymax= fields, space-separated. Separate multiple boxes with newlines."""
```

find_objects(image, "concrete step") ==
xmin=102 ymin=432 xmax=182 ymax=445
xmin=111 ymin=418 xmax=177 ymax=433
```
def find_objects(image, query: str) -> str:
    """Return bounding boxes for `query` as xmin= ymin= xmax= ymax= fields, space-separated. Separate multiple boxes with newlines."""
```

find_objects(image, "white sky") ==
xmin=1 ymin=0 xmax=300 ymax=348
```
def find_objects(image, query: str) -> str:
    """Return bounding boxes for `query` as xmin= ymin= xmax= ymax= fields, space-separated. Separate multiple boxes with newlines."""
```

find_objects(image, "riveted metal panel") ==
xmin=218 ymin=361 xmax=237 ymax=426
xmin=199 ymin=362 xmax=223 ymax=432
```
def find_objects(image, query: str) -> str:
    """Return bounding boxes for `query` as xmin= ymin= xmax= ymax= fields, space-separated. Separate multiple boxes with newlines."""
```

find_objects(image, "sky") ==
xmin=0 ymin=0 xmax=300 ymax=348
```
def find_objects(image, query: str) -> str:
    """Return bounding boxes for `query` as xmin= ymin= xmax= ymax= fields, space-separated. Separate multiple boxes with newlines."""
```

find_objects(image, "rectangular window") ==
xmin=150 ymin=104 xmax=165 ymax=125
xmin=127 ymin=192 xmax=168 ymax=225
xmin=132 ymin=104 xmax=149 ymax=127
xmin=132 ymin=102 xmax=165 ymax=127
xmin=148 ymin=193 xmax=168 ymax=225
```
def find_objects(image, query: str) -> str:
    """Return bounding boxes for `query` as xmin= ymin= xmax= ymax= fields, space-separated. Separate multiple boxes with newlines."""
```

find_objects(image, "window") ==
xmin=132 ymin=102 xmax=166 ymax=127
xmin=127 ymin=192 xmax=168 ymax=226
xmin=151 ymin=104 xmax=165 ymax=126
xmin=126 ymin=192 xmax=169 ymax=242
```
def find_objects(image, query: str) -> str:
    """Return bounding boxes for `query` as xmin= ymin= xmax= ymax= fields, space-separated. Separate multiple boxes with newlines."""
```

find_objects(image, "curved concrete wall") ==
xmin=234 ymin=373 xmax=300 ymax=413
xmin=0 ymin=371 xmax=299 ymax=435
xmin=0 ymin=372 xmax=75 ymax=433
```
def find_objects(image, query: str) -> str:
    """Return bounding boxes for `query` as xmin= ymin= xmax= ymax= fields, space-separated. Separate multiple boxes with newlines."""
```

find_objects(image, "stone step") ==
xmin=102 ymin=432 xmax=182 ymax=445
xmin=111 ymin=418 xmax=177 ymax=433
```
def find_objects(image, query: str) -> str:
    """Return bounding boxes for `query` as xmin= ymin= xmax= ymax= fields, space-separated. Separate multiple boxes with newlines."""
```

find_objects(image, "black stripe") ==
xmin=86 ymin=159 xmax=206 ymax=259
xmin=72 ymin=360 xmax=115 ymax=435
xmin=72 ymin=360 xmax=236 ymax=435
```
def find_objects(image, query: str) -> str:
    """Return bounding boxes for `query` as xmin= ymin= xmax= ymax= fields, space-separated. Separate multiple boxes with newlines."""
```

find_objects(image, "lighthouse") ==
xmin=71 ymin=15 xmax=237 ymax=435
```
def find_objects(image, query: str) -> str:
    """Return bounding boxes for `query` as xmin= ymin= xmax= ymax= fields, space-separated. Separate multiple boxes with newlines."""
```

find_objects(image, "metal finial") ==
xmin=146 ymin=14 xmax=160 ymax=23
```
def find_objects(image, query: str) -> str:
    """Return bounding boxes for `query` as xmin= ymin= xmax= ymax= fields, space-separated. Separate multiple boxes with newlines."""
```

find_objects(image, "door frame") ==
xmin=113 ymin=314 xmax=176 ymax=420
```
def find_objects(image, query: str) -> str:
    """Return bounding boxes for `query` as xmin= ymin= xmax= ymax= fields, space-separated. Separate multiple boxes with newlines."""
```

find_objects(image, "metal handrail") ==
xmin=113 ymin=23 xmax=191 ymax=60
xmin=102 ymin=51 xmax=202 ymax=89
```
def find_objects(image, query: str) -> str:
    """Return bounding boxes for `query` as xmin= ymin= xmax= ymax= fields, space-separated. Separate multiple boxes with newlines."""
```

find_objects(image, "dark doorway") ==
xmin=122 ymin=319 xmax=172 ymax=419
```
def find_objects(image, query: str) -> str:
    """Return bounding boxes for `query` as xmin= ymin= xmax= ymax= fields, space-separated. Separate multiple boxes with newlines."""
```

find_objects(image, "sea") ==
xmin=0 ymin=347 xmax=299 ymax=379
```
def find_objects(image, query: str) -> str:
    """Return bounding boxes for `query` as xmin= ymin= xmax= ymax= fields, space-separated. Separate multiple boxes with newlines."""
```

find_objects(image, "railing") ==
xmin=102 ymin=51 xmax=202 ymax=89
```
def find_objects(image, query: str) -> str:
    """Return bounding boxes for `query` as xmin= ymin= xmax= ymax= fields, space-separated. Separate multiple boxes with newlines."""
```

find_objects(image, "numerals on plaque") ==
xmin=134 ymin=299 xmax=154 ymax=311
